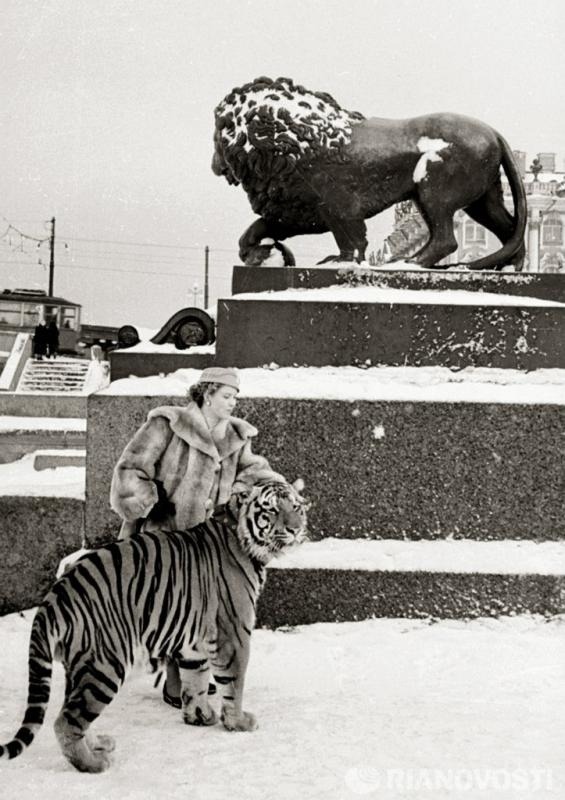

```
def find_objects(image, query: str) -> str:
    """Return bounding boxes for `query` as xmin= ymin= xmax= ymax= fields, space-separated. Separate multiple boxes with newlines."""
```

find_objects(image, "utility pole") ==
xmin=48 ymin=217 xmax=55 ymax=296
xmin=204 ymin=245 xmax=209 ymax=308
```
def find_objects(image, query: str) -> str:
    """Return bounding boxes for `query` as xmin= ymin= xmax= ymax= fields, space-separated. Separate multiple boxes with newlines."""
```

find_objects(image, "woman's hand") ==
xmin=147 ymin=480 xmax=176 ymax=523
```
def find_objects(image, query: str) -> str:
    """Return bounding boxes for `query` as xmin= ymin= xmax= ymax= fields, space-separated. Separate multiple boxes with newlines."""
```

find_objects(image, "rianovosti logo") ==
xmin=344 ymin=766 xmax=555 ymax=795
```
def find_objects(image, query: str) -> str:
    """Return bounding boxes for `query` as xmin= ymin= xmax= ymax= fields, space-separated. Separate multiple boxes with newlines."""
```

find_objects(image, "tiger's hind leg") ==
xmin=54 ymin=662 xmax=121 ymax=773
xmin=178 ymin=656 xmax=218 ymax=727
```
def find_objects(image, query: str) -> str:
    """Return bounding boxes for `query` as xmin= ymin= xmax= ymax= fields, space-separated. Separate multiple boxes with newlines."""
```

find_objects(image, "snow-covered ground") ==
xmin=0 ymin=453 xmax=84 ymax=498
xmin=0 ymin=417 xmax=86 ymax=432
xmin=0 ymin=611 xmax=563 ymax=799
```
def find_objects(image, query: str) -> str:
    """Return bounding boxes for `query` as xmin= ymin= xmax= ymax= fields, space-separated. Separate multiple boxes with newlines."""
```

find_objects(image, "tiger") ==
xmin=0 ymin=477 xmax=308 ymax=773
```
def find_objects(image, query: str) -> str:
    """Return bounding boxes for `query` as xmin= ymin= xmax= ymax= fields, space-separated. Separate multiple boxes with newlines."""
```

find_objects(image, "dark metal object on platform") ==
xmin=150 ymin=307 xmax=215 ymax=350
xmin=243 ymin=240 xmax=296 ymax=267
xmin=117 ymin=325 xmax=140 ymax=349
xmin=212 ymin=76 xmax=526 ymax=271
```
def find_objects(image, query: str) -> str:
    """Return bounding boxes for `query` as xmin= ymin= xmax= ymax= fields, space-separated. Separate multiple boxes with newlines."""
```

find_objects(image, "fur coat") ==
xmin=110 ymin=402 xmax=283 ymax=538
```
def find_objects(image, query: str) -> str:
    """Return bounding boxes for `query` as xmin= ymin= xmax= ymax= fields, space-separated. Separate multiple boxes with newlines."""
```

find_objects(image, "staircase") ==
xmin=17 ymin=357 xmax=90 ymax=393
xmin=86 ymin=265 xmax=565 ymax=624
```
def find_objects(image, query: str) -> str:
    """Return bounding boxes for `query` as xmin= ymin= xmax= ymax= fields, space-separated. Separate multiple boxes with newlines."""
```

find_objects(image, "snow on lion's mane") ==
xmin=213 ymin=75 xmax=365 ymax=186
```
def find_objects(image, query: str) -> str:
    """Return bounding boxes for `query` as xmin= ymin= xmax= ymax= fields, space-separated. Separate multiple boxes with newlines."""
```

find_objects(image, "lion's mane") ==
xmin=213 ymin=76 xmax=365 ymax=219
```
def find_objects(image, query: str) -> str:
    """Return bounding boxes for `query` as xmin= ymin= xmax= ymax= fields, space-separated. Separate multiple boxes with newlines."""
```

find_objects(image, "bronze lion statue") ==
xmin=212 ymin=76 xmax=526 ymax=271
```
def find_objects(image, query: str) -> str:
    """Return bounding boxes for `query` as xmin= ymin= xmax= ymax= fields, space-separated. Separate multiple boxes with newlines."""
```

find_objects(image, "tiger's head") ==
xmin=231 ymin=479 xmax=309 ymax=565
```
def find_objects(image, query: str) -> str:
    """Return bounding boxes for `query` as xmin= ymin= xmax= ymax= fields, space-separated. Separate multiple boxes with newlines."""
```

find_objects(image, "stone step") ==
xmin=19 ymin=380 xmax=86 ymax=388
xmin=256 ymin=538 xmax=565 ymax=624
xmin=109 ymin=347 xmax=215 ymax=381
xmin=20 ymin=376 xmax=87 ymax=383
xmin=215 ymin=287 xmax=565 ymax=369
xmin=86 ymin=386 xmax=565 ymax=545
xmin=258 ymin=564 xmax=564 ymax=624
xmin=256 ymin=537 xmax=565 ymax=623
xmin=231 ymin=265 xmax=565 ymax=302
xmin=18 ymin=385 xmax=85 ymax=394
xmin=20 ymin=372 xmax=88 ymax=380
xmin=33 ymin=449 xmax=86 ymax=470
xmin=0 ymin=418 xmax=86 ymax=464
xmin=22 ymin=366 xmax=90 ymax=374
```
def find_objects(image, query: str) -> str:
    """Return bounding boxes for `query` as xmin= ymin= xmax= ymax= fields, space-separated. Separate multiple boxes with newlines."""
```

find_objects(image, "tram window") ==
xmin=0 ymin=302 xmax=21 ymax=326
xmin=61 ymin=307 xmax=78 ymax=330
xmin=23 ymin=303 xmax=41 ymax=326
xmin=44 ymin=305 xmax=60 ymax=324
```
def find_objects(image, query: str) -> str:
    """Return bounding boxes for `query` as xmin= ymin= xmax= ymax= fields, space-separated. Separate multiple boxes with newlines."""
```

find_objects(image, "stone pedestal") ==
xmin=81 ymin=265 xmax=565 ymax=623
xmin=216 ymin=293 xmax=565 ymax=369
xmin=232 ymin=265 xmax=565 ymax=300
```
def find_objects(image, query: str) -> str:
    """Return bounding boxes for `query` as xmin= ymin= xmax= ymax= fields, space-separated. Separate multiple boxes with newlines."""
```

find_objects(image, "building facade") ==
xmin=382 ymin=152 xmax=565 ymax=272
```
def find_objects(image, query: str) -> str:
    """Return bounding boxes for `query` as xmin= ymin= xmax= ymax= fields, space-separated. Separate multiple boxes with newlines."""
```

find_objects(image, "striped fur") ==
xmin=0 ymin=479 xmax=307 ymax=773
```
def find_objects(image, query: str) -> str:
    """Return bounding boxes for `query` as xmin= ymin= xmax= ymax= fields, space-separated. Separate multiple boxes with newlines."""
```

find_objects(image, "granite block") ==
xmin=215 ymin=299 xmax=565 ymax=369
xmin=0 ymin=393 xmax=86 ymax=418
xmin=0 ymin=429 xmax=86 ymax=464
xmin=109 ymin=350 xmax=215 ymax=382
xmin=256 ymin=569 xmax=565 ymax=627
xmin=85 ymin=395 xmax=565 ymax=546
xmin=0 ymin=496 xmax=84 ymax=614
xmin=231 ymin=266 xmax=565 ymax=301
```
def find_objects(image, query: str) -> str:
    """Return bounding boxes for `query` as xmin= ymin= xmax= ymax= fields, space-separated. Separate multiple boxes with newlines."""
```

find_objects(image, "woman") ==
xmin=110 ymin=366 xmax=283 ymax=706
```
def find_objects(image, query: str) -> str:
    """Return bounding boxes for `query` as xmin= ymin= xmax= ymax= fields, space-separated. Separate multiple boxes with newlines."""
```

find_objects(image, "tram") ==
xmin=0 ymin=288 xmax=81 ymax=352
xmin=0 ymin=288 xmax=122 ymax=353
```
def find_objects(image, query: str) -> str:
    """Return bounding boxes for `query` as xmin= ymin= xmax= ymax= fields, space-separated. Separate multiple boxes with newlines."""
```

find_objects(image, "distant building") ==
xmin=383 ymin=152 xmax=565 ymax=272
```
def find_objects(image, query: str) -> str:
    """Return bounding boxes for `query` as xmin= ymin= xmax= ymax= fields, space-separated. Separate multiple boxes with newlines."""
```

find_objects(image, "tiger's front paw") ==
xmin=183 ymin=702 xmax=218 ymax=727
xmin=221 ymin=709 xmax=258 ymax=732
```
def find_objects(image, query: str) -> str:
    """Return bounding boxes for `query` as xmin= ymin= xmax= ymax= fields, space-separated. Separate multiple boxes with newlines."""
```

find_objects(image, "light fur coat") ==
xmin=110 ymin=402 xmax=283 ymax=538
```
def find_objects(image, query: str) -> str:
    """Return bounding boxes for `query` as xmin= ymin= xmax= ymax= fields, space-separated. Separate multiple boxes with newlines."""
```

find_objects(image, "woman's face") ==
xmin=207 ymin=385 xmax=238 ymax=419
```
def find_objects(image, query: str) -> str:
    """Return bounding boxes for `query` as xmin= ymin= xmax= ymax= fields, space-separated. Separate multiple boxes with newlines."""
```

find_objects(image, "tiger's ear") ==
xmin=291 ymin=478 xmax=310 ymax=509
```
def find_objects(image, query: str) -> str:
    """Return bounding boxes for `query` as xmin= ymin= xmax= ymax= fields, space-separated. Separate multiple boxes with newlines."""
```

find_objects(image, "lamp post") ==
xmin=191 ymin=282 xmax=202 ymax=307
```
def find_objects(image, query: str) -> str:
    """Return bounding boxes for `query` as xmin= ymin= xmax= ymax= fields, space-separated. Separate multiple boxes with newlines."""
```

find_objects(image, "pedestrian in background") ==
xmin=47 ymin=319 xmax=59 ymax=358
xmin=33 ymin=320 xmax=48 ymax=360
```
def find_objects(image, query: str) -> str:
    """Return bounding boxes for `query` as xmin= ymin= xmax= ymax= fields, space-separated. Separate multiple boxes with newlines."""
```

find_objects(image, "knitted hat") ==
xmin=199 ymin=367 xmax=240 ymax=391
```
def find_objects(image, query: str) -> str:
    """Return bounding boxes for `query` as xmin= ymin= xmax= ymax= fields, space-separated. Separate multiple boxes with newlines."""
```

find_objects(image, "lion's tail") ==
xmin=466 ymin=133 xmax=527 ymax=271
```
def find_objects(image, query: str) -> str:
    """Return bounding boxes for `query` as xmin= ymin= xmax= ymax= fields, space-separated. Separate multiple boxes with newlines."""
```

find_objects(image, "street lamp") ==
xmin=191 ymin=282 xmax=202 ymax=307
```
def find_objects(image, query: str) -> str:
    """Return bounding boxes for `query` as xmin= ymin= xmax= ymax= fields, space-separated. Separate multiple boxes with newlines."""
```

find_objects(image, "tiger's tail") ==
xmin=0 ymin=605 xmax=55 ymax=761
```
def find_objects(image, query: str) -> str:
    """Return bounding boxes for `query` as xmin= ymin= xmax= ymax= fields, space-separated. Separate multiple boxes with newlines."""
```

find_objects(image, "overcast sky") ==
xmin=2 ymin=0 xmax=564 ymax=326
